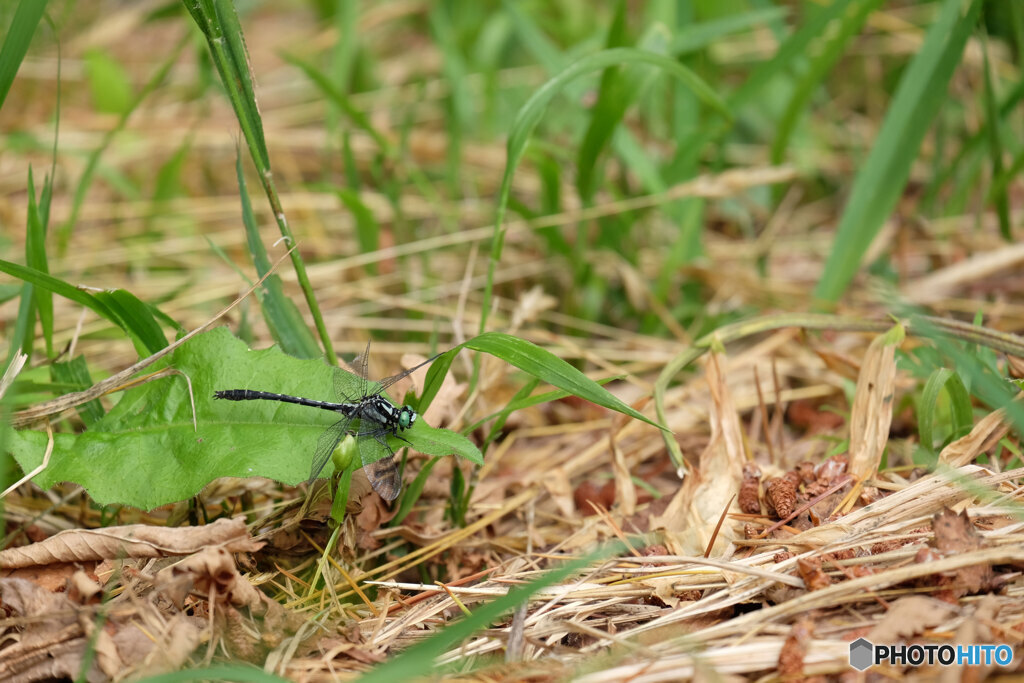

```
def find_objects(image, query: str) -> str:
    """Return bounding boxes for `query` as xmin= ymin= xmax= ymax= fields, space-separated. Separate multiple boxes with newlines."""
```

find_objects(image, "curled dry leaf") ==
xmin=0 ymin=516 xmax=262 ymax=569
xmin=156 ymin=545 xmax=263 ymax=609
xmin=939 ymin=401 xmax=1015 ymax=468
xmin=650 ymin=350 xmax=745 ymax=555
xmin=848 ymin=328 xmax=900 ymax=480
xmin=155 ymin=546 xmax=301 ymax=662
xmin=867 ymin=596 xmax=957 ymax=642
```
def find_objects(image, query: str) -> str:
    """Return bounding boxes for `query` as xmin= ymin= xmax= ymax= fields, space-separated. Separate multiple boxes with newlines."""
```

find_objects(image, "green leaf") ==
xmin=83 ymin=48 xmax=135 ymax=115
xmin=7 ymin=329 xmax=478 ymax=509
xmin=813 ymin=0 xmax=982 ymax=302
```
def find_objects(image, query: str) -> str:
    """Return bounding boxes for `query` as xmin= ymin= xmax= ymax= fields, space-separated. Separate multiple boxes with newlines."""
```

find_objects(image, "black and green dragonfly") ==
xmin=215 ymin=343 xmax=439 ymax=501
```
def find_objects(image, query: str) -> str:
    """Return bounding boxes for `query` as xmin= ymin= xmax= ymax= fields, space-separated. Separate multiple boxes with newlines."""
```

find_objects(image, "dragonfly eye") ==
xmin=399 ymin=407 xmax=416 ymax=429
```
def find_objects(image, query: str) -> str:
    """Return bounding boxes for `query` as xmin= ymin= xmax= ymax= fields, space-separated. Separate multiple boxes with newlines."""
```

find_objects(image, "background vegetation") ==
xmin=1 ymin=0 xmax=1022 ymax=679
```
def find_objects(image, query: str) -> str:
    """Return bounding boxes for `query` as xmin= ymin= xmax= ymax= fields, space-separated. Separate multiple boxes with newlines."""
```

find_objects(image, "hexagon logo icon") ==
xmin=849 ymin=638 xmax=874 ymax=671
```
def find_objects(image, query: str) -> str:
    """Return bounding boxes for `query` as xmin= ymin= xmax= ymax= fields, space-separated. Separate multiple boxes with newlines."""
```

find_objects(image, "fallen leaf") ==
xmin=867 ymin=596 xmax=957 ymax=642
xmin=0 ymin=516 xmax=262 ymax=569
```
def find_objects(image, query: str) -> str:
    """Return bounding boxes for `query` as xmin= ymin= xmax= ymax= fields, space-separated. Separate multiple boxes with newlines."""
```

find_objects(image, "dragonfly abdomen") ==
xmin=214 ymin=390 xmax=352 ymax=413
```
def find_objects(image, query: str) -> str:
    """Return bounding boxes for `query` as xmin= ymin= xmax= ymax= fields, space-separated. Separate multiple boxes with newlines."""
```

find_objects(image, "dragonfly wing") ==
xmin=307 ymin=418 xmax=350 ymax=486
xmin=374 ymin=351 xmax=443 ymax=395
xmin=359 ymin=430 xmax=401 ymax=501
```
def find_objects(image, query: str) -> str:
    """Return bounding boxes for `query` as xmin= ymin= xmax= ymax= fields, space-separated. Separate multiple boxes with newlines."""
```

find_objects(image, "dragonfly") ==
xmin=214 ymin=343 xmax=440 ymax=501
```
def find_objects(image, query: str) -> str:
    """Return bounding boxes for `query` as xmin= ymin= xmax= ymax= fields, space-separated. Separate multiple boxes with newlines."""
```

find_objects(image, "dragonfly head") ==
xmin=397 ymin=406 xmax=417 ymax=430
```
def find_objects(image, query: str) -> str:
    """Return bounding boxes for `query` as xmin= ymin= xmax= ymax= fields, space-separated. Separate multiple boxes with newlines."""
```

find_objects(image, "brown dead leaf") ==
xmin=156 ymin=546 xmax=262 ymax=609
xmin=867 ymin=596 xmax=957 ymax=642
xmin=0 ymin=516 xmax=262 ymax=569
xmin=848 ymin=328 xmax=900 ymax=480
xmin=651 ymin=350 xmax=745 ymax=555
xmin=932 ymin=508 xmax=994 ymax=597
xmin=0 ymin=578 xmax=103 ymax=682
xmin=156 ymin=546 xmax=300 ymax=662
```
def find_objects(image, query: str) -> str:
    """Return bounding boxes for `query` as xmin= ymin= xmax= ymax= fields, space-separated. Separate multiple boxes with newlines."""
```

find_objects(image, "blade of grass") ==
xmin=463 ymin=332 xmax=665 ymax=430
xmin=183 ymin=0 xmax=336 ymax=364
xmin=918 ymin=368 xmax=973 ymax=456
xmin=25 ymin=167 xmax=53 ymax=358
xmin=234 ymin=153 xmax=320 ymax=359
xmin=92 ymin=290 xmax=168 ymax=356
xmin=0 ymin=0 xmax=47 ymax=111
xmin=391 ymin=455 xmax=442 ymax=526
xmin=813 ymin=0 xmax=982 ymax=303
xmin=334 ymin=188 xmax=379 ymax=277
xmin=981 ymin=31 xmax=1011 ymax=240
xmin=282 ymin=52 xmax=392 ymax=156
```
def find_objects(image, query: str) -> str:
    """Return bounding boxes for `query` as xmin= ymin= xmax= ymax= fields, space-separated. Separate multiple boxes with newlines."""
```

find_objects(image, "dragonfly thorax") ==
xmin=353 ymin=395 xmax=416 ymax=431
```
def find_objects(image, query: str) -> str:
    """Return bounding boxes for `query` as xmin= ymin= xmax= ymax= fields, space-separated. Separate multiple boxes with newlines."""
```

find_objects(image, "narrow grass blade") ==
xmin=813 ymin=0 xmax=982 ymax=303
xmin=464 ymin=332 xmax=666 ymax=431
xmin=183 ymin=0 xmax=335 ymax=364
xmin=234 ymin=153 xmax=320 ymax=359
xmin=50 ymin=357 xmax=104 ymax=426
xmin=391 ymin=455 xmax=442 ymax=526
xmin=0 ymin=0 xmax=47 ymax=111
xmin=672 ymin=7 xmax=788 ymax=54
xmin=981 ymin=33 xmax=1011 ymax=240
xmin=25 ymin=167 xmax=53 ymax=357
xmin=918 ymin=368 xmax=973 ymax=456
xmin=0 ymin=259 xmax=115 ymax=321
xmin=334 ymin=188 xmax=379 ymax=276
xmin=282 ymin=53 xmax=392 ymax=155
xmin=92 ymin=290 xmax=169 ymax=356
xmin=60 ymin=35 xmax=186 ymax=251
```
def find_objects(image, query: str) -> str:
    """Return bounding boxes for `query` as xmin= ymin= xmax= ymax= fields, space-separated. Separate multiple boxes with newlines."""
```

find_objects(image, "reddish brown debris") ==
xmin=738 ymin=463 xmax=762 ymax=514
xmin=778 ymin=618 xmax=815 ymax=677
xmin=797 ymin=557 xmax=832 ymax=591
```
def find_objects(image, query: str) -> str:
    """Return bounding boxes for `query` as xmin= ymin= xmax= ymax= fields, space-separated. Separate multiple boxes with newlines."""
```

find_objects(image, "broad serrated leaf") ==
xmin=8 ymin=328 xmax=478 ymax=509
